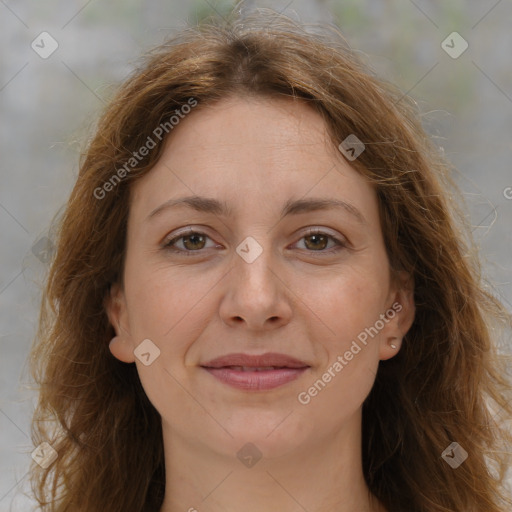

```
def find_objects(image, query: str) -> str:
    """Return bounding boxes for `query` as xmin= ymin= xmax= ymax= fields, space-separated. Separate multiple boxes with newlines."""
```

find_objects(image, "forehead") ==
xmin=129 ymin=95 xmax=376 ymax=222
xmin=166 ymin=95 xmax=331 ymax=151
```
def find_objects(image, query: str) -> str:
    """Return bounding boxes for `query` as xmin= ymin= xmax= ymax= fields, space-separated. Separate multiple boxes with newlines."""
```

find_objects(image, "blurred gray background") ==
xmin=1 ymin=0 xmax=511 ymax=509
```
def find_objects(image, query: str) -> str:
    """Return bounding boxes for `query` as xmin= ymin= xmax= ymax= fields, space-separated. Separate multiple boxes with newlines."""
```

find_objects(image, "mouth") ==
xmin=200 ymin=353 xmax=310 ymax=391
xmin=218 ymin=366 xmax=296 ymax=371
xmin=201 ymin=366 xmax=309 ymax=391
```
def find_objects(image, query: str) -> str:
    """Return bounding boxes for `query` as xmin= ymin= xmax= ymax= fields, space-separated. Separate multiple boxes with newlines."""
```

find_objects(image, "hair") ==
xmin=28 ymin=6 xmax=511 ymax=512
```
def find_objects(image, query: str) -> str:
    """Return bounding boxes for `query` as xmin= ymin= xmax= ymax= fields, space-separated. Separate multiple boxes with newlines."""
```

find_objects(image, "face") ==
xmin=107 ymin=95 xmax=415 ymax=459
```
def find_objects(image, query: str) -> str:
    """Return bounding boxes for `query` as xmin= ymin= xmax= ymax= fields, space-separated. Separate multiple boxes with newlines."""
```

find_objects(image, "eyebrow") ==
xmin=146 ymin=195 xmax=367 ymax=224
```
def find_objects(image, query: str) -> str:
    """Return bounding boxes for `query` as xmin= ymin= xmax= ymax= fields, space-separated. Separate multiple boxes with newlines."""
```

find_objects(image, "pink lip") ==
xmin=200 ymin=352 xmax=310 ymax=391
xmin=202 ymin=367 xmax=309 ymax=390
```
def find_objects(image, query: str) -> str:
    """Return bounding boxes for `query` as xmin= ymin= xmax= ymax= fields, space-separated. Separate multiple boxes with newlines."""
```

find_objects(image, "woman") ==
xmin=28 ymin=6 xmax=512 ymax=512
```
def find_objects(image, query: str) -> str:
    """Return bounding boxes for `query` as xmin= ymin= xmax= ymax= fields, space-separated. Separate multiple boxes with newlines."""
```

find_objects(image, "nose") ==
xmin=218 ymin=239 xmax=293 ymax=331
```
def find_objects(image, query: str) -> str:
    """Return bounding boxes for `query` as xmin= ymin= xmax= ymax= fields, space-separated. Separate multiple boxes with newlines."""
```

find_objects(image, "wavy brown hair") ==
xmin=28 ymin=6 xmax=511 ymax=512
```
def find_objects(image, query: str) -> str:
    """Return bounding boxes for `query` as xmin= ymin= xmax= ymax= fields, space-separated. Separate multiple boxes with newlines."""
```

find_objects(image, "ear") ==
xmin=379 ymin=270 xmax=415 ymax=361
xmin=105 ymin=282 xmax=135 ymax=363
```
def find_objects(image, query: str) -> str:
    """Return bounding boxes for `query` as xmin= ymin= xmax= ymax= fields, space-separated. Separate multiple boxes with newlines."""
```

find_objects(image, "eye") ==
xmin=292 ymin=228 xmax=348 ymax=253
xmin=163 ymin=229 xmax=217 ymax=255
xmin=162 ymin=227 xmax=348 ymax=256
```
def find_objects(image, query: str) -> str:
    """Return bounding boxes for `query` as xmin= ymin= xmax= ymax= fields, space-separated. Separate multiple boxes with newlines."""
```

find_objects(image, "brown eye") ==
xmin=295 ymin=229 xmax=347 ymax=253
xmin=180 ymin=233 xmax=207 ymax=250
xmin=164 ymin=231 xmax=214 ymax=254
xmin=163 ymin=228 xmax=347 ymax=256
xmin=303 ymin=233 xmax=329 ymax=251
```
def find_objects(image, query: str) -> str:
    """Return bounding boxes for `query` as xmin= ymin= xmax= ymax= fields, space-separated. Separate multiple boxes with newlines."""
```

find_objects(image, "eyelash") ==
xmin=162 ymin=228 xmax=348 ymax=256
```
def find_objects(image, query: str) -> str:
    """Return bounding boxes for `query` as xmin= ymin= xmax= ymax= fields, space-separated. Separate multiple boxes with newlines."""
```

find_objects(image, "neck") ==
xmin=158 ymin=411 xmax=386 ymax=512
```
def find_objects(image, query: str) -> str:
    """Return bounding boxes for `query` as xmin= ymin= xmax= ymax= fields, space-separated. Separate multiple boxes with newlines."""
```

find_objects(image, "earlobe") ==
xmin=380 ymin=336 xmax=402 ymax=361
xmin=109 ymin=335 xmax=136 ymax=363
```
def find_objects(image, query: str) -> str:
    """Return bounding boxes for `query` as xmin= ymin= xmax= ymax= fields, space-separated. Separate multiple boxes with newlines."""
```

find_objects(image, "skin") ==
xmin=106 ymin=95 xmax=415 ymax=512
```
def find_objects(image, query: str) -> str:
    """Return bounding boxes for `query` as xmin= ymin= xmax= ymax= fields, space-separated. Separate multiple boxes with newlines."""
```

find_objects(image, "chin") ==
xmin=214 ymin=412 xmax=311 ymax=455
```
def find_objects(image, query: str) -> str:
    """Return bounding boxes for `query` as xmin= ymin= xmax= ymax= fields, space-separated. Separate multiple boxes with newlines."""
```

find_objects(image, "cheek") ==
xmin=298 ymin=263 xmax=390 ymax=348
xmin=296 ymin=262 xmax=390 ymax=418
xmin=293 ymin=269 xmax=388 ymax=420
xmin=125 ymin=259 xmax=208 ymax=339
xmin=123 ymin=263 xmax=209 ymax=418
xmin=295 ymin=351 xmax=377 ymax=437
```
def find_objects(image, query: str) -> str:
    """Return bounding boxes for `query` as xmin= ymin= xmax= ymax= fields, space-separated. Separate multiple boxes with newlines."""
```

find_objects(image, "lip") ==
xmin=202 ymin=367 xmax=309 ymax=391
xmin=201 ymin=352 xmax=309 ymax=369
xmin=200 ymin=352 xmax=310 ymax=391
